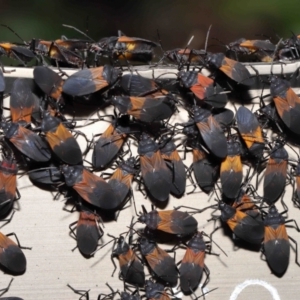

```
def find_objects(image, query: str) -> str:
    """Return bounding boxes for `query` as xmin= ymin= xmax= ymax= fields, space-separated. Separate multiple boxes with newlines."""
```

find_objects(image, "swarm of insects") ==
xmin=2 ymin=23 xmax=300 ymax=299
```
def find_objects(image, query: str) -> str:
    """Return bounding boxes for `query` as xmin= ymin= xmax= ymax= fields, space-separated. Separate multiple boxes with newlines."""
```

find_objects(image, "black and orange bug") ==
xmin=206 ymin=52 xmax=254 ymax=86
xmin=10 ymin=78 xmax=34 ymax=125
xmin=232 ymin=187 xmax=262 ymax=222
xmin=159 ymin=135 xmax=186 ymax=197
xmin=0 ymin=24 xmax=36 ymax=65
xmin=179 ymin=231 xmax=210 ymax=294
xmin=269 ymin=75 xmax=300 ymax=135
xmin=33 ymin=66 xmax=64 ymax=102
xmin=62 ymin=165 xmax=119 ymax=210
xmin=0 ymin=231 xmax=30 ymax=274
xmin=111 ymin=95 xmax=176 ymax=123
xmin=1 ymin=121 xmax=51 ymax=162
xmin=107 ymin=157 xmax=138 ymax=206
xmin=62 ymin=65 xmax=121 ymax=97
xmin=95 ymin=34 xmax=158 ymax=63
xmin=28 ymin=164 xmax=62 ymax=188
xmin=53 ymin=37 xmax=90 ymax=54
xmin=139 ymin=236 xmax=178 ymax=287
xmin=178 ymin=71 xmax=228 ymax=108
xmin=41 ymin=111 xmax=82 ymax=165
xmin=190 ymin=140 xmax=219 ymax=194
xmin=0 ymin=278 xmax=23 ymax=300
xmin=223 ymin=37 xmax=250 ymax=59
xmin=92 ymin=115 xmax=130 ymax=170
xmin=238 ymin=39 xmax=276 ymax=62
xmin=138 ymin=206 xmax=197 ymax=237
xmin=235 ymin=38 xmax=275 ymax=52
xmin=182 ymin=123 xmax=219 ymax=194
xmin=220 ymin=139 xmax=243 ymax=199
xmin=31 ymin=38 xmax=85 ymax=67
xmin=120 ymin=74 xmax=167 ymax=97
xmin=137 ymin=133 xmax=171 ymax=202
xmin=108 ymin=233 xmax=145 ymax=287
xmin=236 ymin=106 xmax=265 ymax=158
xmin=0 ymin=157 xmax=18 ymax=219
xmin=69 ymin=203 xmax=103 ymax=257
xmin=0 ymin=42 xmax=35 ymax=65
xmin=145 ymin=279 xmax=171 ymax=300
xmin=263 ymin=143 xmax=288 ymax=205
xmin=223 ymin=38 xmax=275 ymax=62
xmin=263 ymin=205 xmax=300 ymax=276
xmin=213 ymin=201 xmax=265 ymax=244
xmin=193 ymin=105 xmax=227 ymax=159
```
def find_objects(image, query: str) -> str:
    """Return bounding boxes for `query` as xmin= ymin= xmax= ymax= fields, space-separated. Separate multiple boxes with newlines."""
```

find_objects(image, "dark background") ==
xmin=1 ymin=0 xmax=300 ymax=52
